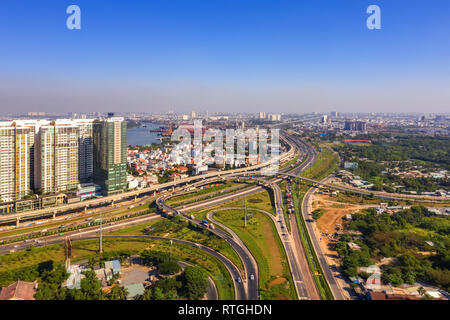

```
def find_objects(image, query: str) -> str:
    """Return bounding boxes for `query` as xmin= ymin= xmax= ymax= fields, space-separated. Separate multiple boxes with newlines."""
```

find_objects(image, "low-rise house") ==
xmin=124 ymin=283 xmax=145 ymax=300
xmin=347 ymin=242 xmax=362 ymax=251
xmin=95 ymin=268 xmax=113 ymax=283
xmin=367 ymin=291 xmax=386 ymax=300
xmin=105 ymin=260 xmax=121 ymax=275
xmin=343 ymin=214 xmax=352 ymax=221
xmin=62 ymin=265 xmax=86 ymax=289
xmin=0 ymin=281 xmax=38 ymax=300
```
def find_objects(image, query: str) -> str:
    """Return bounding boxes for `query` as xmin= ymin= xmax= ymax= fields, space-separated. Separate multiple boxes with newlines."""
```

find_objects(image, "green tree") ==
xmin=418 ymin=286 xmax=426 ymax=296
xmin=183 ymin=266 xmax=208 ymax=300
xmin=108 ymin=285 xmax=129 ymax=300
xmin=158 ymin=260 xmax=181 ymax=275
xmin=152 ymin=287 xmax=164 ymax=300
xmin=75 ymin=270 xmax=102 ymax=300
xmin=381 ymin=267 xmax=404 ymax=287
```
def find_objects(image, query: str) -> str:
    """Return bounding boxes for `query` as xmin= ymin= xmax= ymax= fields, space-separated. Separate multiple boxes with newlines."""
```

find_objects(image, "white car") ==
xmin=250 ymin=274 xmax=255 ymax=280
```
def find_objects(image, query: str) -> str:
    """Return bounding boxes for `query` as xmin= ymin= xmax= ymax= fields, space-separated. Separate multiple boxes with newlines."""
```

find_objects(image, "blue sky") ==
xmin=0 ymin=0 xmax=449 ymax=114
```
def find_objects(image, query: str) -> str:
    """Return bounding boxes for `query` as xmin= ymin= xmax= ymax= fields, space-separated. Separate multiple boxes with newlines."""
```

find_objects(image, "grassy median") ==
xmin=0 ymin=237 xmax=235 ymax=300
xmin=214 ymin=209 xmax=296 ymax=300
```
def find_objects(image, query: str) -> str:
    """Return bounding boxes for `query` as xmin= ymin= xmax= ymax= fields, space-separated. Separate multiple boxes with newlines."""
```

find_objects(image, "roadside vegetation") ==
xmin=0 ymin=237 xmax=235 ymax=300
xmin=166 ymin=182 xmax=245 ymax=206
xmin=214 ymin=209 xmax=296 ymax=300
xmin=223 ymin=189 xmax=276 ymax=215
xmin=336 ymin=206 xmax=450 ymax=292
xmin=0 ymin=199 xmax=157 ymax=239
xmin=292 ymin=145 xmax=339 ymax=299
xmin=0 ymin=206 xmax=157 ymax=245
xmin=107 ymin=216 xmax=243 ymax=271
xmin=334 ymin=134 xmax=450 ymax=194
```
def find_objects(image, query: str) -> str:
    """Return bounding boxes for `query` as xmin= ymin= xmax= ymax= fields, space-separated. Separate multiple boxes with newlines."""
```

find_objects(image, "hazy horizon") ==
xmin=1 ymin=0 xmax=449 ymax=114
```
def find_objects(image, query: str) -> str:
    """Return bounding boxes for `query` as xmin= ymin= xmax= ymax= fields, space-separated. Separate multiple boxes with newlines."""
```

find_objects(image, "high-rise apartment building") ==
xmin=0 ymin=122 xmax=33 ymax=202
xmin=0 ymin=117 xmax=127 ymax=204
xmin=270 ymin=114 xmax=281 ymax=121
xmin=35 ymin=120 xmax=79 ymax=194
xmin=93 ymin=117 xmax=127 ymax=196
xmin=344 ymin=120 xmax=367 ymax=132
xmin=76 ymin=119 xmax=94 ymax=182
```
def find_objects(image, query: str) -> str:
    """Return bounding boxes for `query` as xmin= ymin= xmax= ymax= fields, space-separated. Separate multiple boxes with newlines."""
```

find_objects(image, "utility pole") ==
xmin=244 ymin=199 xmax=247 ymax=227
xmin=99 ymin=210 xmax=103 ymax=253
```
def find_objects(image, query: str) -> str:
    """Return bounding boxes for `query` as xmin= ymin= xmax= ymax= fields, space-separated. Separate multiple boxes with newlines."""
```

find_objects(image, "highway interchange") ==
xmin=1 ymin=130 xmax=447 ymax=301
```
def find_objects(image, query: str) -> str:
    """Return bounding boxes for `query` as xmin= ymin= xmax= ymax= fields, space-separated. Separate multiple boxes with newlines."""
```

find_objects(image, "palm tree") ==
xmin=417 ymin=286 xmax=426 ymax=296
xmin=108 ymin=285 xmax=129 ymax=300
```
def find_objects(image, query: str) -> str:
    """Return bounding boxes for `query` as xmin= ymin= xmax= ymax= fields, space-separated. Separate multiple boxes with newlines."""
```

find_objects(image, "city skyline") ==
xmin=1 ymin=0 xmax=449 ymax=114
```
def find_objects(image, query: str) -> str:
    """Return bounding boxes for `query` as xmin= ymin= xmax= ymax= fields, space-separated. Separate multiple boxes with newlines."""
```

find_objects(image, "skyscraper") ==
xmin=344 ymin=120 xmax=367 ymax=132
xmin=75 ymin=119 xmax=94 ymax=182
xmin=35 ymin=120 xmax=79 ymax=194
xmin=93 ymin=117 xmax=127 ymax=196
xmin=0 ymin=122 xmax=33 ymax=202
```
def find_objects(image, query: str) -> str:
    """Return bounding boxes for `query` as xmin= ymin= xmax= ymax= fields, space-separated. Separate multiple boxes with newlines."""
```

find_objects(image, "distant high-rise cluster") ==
xmin=0 ymin=116 xmax=127 ymax=202
xmin=344 ymin=120 xmax=367 ymax=132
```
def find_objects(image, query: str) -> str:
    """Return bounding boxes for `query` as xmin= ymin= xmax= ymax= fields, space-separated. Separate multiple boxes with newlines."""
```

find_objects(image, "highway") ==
xmin=153 ymin=131 xmax=321 ymax=300
xmin=0 ymin=214 xmax=246 ymax=300
xmin=302 ymin=183 xmax=347 ymax=300
xmin=0 ymin=135 xmax=295 ymax=223
xmin=205 ymin=209 xmax=259 ymax=298
xmin=284 ymin=132 xmax=347 ymax=300
xmin=271 ymin=182 xmax=320 ymax=300
xmin=0 ymin=130 xmax=335 ymax=301
xmin=156 ymin=197 xmax=259 ymax=300
xmin=250 ymin=132 xmax=321 ymax=300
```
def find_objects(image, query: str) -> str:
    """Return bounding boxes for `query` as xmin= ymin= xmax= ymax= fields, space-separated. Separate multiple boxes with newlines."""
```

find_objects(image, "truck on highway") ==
xmin=201 ymin=219 xmax=209 ymax=227
xmin=209 ymin=223 xmax=215 ymax=230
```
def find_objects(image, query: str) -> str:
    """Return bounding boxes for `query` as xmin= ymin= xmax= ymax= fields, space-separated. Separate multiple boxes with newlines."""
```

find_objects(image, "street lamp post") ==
xmin=244 ymin=199 xmax=247 ymax=228
xmin=99 ymin=210 xmax=103 ymax=254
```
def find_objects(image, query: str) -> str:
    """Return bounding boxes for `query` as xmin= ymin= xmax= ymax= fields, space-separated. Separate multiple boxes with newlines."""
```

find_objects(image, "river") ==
xmin=127 ymin=122 xmax=163 ymax=146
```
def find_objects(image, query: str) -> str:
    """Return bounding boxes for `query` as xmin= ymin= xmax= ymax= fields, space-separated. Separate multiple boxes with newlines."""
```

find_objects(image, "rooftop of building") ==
xmin=0 ymin=281 xmax=38 ymax=300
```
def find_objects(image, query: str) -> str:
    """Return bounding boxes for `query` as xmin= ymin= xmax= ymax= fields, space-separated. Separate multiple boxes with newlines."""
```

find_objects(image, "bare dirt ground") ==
xmin=268 ymin=277 xmax=287 ymax=288
xmin=311 ymin=193 xmax=377 ymax=266
xmin=119 ymin=264 xmax=154 ymax=286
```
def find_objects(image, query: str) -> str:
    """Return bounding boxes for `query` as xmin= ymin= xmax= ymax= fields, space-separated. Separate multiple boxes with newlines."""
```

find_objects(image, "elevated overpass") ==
xmin=0 ymin=134 xmax=296 ymax=224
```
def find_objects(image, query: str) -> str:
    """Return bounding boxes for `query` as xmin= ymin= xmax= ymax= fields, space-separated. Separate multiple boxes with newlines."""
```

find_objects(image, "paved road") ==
xmin=302 ymin=184 xmax=346 ymax=300
xmin=206 ymin=210 xmax=259 ymax=295
xmin=0 ymin=137 xmax=295 ymax=223
xmin=271 ymin=182 xmax=320 ymax=300
xmin=0 ymin=131 xmax=319 ymax=301
xmin=157 ymin=197 xmax=258 ymax=300
xmin=154 ymin=131 xmax=324 ymax=300
xmin=286 ymin=133 xmax=348 ymax=300
xmin=0 ymin=217 xmax=244 ymax=300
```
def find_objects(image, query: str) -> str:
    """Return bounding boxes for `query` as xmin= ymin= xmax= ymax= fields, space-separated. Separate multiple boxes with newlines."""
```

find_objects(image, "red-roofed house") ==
xmin=0 ymin=281 xmax=38 ymax=300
